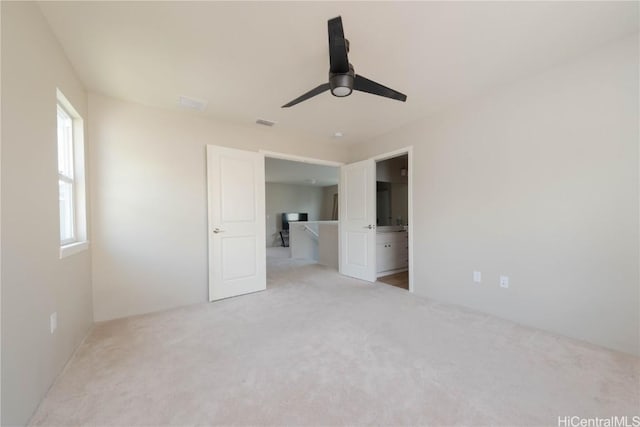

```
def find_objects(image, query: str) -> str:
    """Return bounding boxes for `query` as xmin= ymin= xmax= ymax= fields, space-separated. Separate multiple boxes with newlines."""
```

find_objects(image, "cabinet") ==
xmin=376 ymin=232 xmax=408 ymax=275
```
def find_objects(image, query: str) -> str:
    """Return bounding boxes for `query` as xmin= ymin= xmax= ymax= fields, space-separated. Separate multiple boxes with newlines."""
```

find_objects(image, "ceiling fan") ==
xmin=282 ymin=16 xmax=407 ymax=108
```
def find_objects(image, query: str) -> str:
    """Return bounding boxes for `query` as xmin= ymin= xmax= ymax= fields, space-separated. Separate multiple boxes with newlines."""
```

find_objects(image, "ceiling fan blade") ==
xmin=328 ymin=16 xmax=349 ymax=73
xmin=353 ymin=74 xmax=407 ymax=102
xmin=282 ymin=83 xmax=330 ymax=108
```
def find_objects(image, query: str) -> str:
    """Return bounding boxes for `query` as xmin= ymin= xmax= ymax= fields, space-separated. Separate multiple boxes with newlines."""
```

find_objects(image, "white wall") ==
xmin=1 ymin=3 xmax=93 ymax=425
xmin=350 ymin=35 xmax=640 ymax=356
xmin=89 ymin=94 xmax=349 ymax=321
xmin=265 ymin=183 xmax=324 ymax=247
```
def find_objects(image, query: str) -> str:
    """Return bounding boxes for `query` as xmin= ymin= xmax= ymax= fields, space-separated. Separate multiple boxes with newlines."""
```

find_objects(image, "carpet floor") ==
xmin=29 ymin=253 xmax=639 ymax=426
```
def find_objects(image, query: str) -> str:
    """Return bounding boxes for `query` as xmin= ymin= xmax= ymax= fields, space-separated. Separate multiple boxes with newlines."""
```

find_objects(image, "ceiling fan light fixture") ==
xmin=329 ymin=70 xmax=354 ymax=98
xmin=331 ymin=86 xmax=352 ymax=97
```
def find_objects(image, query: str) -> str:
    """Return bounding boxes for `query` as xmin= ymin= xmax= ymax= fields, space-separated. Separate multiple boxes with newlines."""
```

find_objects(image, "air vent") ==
xmin=256 ymin=118 xmax=276 ymax=127
xmin=179 ymin=96 xmax=208 ymax=112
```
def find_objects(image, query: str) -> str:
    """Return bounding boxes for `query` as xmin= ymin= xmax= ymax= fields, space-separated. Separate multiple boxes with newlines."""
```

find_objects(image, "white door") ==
xmin=339 ymin=159 xmax=377 ymax=282
xmin=207 ymin=145 xmax=266 ymax=301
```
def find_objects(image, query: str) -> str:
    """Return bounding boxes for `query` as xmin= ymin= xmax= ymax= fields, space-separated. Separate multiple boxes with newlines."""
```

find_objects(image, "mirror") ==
xmin=377 ymin=182 xmax=392 ymax=225
xmin=376 ymin=154 xmax=409 ymax=226
xmin=376 ymin=181 xmax=408 ymax=226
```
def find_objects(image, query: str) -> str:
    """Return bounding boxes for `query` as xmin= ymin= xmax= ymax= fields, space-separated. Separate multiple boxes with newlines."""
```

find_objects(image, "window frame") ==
xmin=57 ymin=103 xmax=76 ymax=245
xmin=56 ymin=89 xmax=89 ymax=258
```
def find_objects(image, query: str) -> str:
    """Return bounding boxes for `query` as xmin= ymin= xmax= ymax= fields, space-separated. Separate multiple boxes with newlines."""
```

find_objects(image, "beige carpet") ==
xmin=29 ymin=253 xmax=639 ymax=426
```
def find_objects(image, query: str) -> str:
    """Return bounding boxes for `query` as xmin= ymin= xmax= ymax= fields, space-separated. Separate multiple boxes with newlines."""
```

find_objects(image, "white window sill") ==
xmin=60 ymin=240 xmax=90 ymax=259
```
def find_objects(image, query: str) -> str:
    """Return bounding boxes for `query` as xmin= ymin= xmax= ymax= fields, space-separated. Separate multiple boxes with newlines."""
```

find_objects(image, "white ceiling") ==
xmin=39 ymin=1 xmax=638 ymax=145
xmin=265 ymin=157 xmax=338 ymax=187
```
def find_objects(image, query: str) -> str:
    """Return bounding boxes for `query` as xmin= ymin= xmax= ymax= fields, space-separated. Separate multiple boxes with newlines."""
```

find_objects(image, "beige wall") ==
xmin=265 ymin=183 xmax=325 ymax=247
xmin=2 ymin=10 xmax=637 ymax=426
xmin=350 ymin=35 xmax=639 ymax=356
xmin=321 ymin=185 xmax=339 ymax=221
xmin=89 ymin=93 xmax=349 ymax=321
xmin=1 ymin=2 xmax=93 ymax=425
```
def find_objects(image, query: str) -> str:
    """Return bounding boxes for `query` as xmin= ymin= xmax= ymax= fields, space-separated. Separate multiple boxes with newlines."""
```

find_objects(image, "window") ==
xmin=56 ymin=90 xmax=88 ymax=258
xmin=57 ymin=104 xmax=75 ymax=244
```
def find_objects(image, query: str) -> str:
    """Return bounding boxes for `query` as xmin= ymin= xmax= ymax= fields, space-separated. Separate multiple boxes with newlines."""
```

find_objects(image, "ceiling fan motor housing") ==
xmin=329 ymin=64 xmax=355 ymax=97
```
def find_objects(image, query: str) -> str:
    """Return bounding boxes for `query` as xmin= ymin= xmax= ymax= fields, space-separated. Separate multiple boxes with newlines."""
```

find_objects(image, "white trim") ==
xmin=371 ymin=146 xmax=412 ymax=162
xmin=60 ymin=240 xmax=90 ymax=259
xmin=372 ymin=146 xmax=414 ymax=293
xmin=259 ymin=150 xmax=344 ymax=167
xmin=56 ymin=89 xmax=81 ymax=118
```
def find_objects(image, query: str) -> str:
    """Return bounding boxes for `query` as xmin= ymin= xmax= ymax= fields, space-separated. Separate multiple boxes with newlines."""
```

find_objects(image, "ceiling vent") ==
xmin=179 ymin=96 xmax=208 ymax=112
xmin=256 ymin=118 xmax=276 ymax=127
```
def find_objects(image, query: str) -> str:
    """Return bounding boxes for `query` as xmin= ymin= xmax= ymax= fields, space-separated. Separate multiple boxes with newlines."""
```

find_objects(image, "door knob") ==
xmin=213 ymin=227 xmax=225 ymax=234
xmin=365 ymin=224 xmax=376 ymax=229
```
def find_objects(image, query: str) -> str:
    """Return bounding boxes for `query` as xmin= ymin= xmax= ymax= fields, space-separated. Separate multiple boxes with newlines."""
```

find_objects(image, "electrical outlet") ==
xmin=50 ymin=312 xmax=57 ymax=334
xmin=473 ymin=271 xmax=482 ymax=283
xmin=500 ymin=276 xmax=509 ymax=288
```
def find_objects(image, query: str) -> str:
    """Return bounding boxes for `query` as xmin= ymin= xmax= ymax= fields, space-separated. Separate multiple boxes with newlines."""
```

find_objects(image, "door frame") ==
xmin=371 ymin=146 xmax=414 ymax=293
xmin=260 ymin=150 xmax=344 ymax=168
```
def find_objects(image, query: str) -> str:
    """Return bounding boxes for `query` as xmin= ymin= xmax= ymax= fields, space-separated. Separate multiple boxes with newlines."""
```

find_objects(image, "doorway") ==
xmin=337 ymin=147 xmax=413 ymax=292
xmin=375 ymin=154 xmax=409 ymax=290
xmin=262 ymin=152 xmax=342 ymax=286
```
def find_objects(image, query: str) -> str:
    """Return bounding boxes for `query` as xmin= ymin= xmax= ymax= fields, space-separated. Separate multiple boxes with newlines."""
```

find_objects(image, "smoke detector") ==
xmin=256 ymin=118 xmax=276 ymax=127
xmin=179 ymin=96 xmax=208 ymax=112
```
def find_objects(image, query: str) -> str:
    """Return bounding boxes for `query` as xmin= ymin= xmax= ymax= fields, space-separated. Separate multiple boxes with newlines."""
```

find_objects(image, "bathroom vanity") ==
xmin=376 ymin=226 xmax=408 ymax=277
